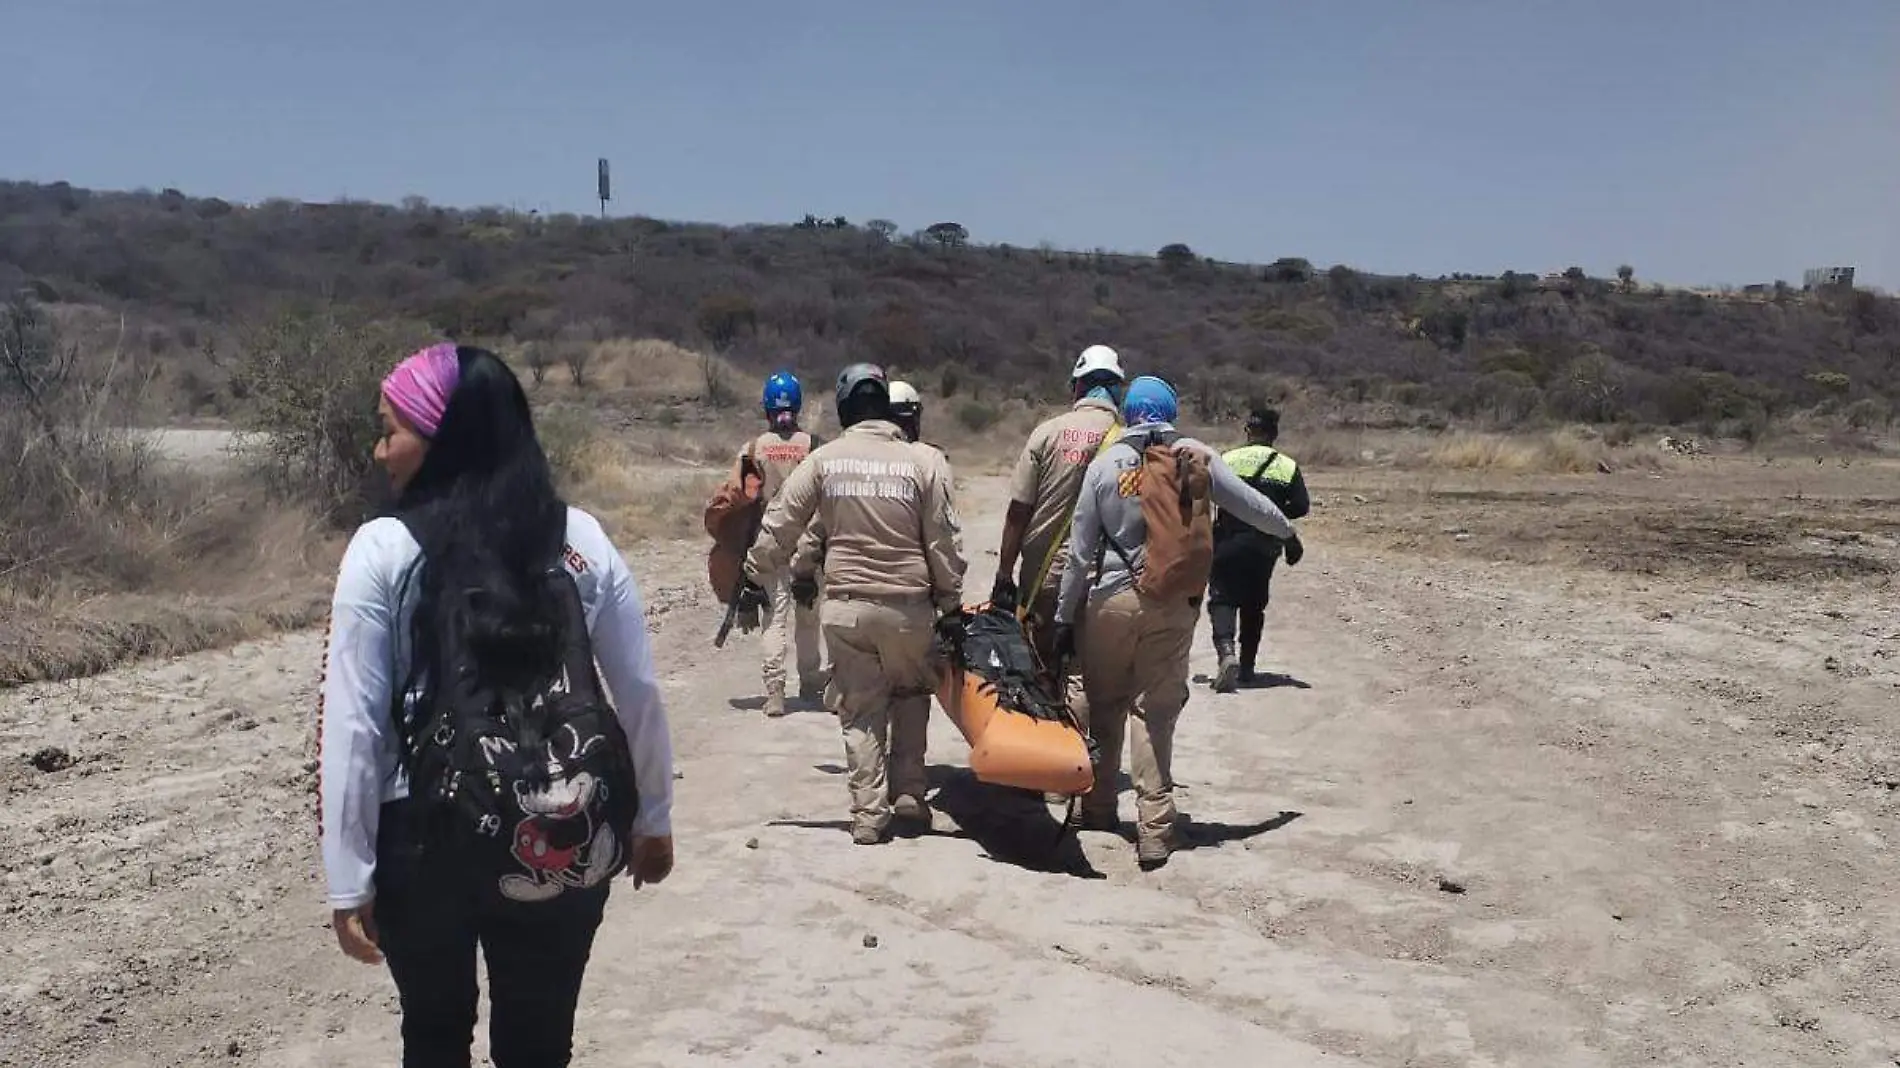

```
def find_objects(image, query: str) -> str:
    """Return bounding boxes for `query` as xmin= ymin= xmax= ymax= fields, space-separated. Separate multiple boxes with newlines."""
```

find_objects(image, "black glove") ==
xmin=931 ymin=608 xmax=966 ymax=659
xmin=790 ymin=573 xmax=819 ymax=609
xmin=1283 ymin=533 xmax=1305 ymax=567
xmin=735 ymin=580 xmax=769 ymax=632
xmin=990 ymin=574 xmax=1019 ymax=613
xmin=1052 ymin=622 xmax=1077 ymax=664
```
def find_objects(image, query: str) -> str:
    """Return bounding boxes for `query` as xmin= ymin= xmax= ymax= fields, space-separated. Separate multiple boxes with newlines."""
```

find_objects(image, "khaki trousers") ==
xmin=761 ymin=575 xmax=824 ymax=697
xmin=821 ymin=596 xmax=935 ymax=833
xmin=1025 ymin=582 xmax=1090 ymax=734
xmin=1079 ymin=588 xmax=1199 ymax=840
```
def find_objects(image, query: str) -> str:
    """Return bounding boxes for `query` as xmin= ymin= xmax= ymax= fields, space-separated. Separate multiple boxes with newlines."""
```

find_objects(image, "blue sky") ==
xmin=7 ymin=1 xmax=1896 ymax=288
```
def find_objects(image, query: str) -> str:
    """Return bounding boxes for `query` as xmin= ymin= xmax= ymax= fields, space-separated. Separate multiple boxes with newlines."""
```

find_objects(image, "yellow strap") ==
xmin=1019 ymin=421 xmax=1122 ymax=619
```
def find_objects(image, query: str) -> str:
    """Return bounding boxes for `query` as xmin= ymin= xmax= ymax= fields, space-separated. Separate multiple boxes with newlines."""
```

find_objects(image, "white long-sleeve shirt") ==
xmin=317 ymin=507 xmax=675 ymax=909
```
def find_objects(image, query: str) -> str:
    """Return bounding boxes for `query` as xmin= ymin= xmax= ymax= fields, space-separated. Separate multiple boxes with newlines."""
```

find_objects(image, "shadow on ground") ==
xmin=728 ymin=695 xmax=829 ymax=713
xmin=1243 ymin=673 xmax=1312 ymax=691
xmin=804 ymin=765 xmax=1293 ymax=870
xmin=928 ymin=767 xmax=1102 ymax=880
xmin=805 ymin=763 xmax=1101 ymax=877
xmin=1191 ymin=672 xmax=1314 ymax=691
xmin=1174 ymin=810 xmax=1303 ymax=853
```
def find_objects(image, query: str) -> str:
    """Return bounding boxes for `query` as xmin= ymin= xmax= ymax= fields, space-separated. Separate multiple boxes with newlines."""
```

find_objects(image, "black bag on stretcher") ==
xmin=932 ymin=605 xmax=1095 ymax=797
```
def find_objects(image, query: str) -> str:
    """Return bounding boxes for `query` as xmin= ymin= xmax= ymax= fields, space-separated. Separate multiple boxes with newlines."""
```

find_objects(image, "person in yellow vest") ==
xmin=1210 ymin=407 xmax=1308 ymax=692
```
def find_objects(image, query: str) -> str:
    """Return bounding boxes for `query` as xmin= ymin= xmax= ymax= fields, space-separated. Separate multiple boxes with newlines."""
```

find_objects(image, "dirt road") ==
xmin=3 ymin=474 xmax=1897 ymax=1067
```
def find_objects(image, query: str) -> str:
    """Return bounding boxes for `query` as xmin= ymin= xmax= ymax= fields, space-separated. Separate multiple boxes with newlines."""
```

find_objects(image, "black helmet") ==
xmin=835 ymin=362 xmax=890 ymax=425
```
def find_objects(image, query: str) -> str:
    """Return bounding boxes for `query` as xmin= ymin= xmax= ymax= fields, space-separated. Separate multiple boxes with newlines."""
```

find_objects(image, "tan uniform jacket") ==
xmin=733 ymin=429 xmax=821 ymax=504
xmin=1008 ymin=397 xmax=1119 ymax=594
xmin=748 ymin=421 xmax=964 ymax=613
xmin=790 ymin=442 xmax=950 ymax=579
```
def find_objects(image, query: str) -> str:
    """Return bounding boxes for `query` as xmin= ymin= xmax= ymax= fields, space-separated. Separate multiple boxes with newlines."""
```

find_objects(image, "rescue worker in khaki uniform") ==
xmin=747 ymin=364 xmax=966 ymax=844
xmin=1210 ymin=407 xmax=1309 ymax=692
xmin=735 ymin=372 xmax=828 ymax=717
xmin=992 ymin=345 xmax=1126 ymax=736
xmin=785 ymin=379 xmax=929 ymax=637
xmin=1054 ymin=377 xmax=1293 ymax=869
xmin=888 ymin=380 xmax=924 ymax=443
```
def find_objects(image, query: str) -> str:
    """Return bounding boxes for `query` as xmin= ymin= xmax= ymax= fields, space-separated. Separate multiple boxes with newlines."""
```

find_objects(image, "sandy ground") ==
xmin=135 ymin=428 xmax=242 ymax=469
xmin=3 ymin=472 xmax=1899 ymax=1067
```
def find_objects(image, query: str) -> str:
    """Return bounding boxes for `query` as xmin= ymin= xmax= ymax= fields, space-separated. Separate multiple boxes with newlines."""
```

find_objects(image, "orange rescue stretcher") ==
xmin=933 ymin=604 xmax=1094 ymax=796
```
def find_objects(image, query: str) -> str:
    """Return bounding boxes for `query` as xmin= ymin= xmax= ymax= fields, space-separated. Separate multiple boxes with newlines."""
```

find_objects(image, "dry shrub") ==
xmin=0 ymin=297 xmax=335 ymax=684
xmin=955 ymin=400 xmax=1000 ymax=432
xmin=536 ymin=403 xmax=597 ymax=483
xmin=1426 ymin=430 xmax=1664 ymax=474
xmin=0 ymin=584 xmax=329 ymax=687
xmin=0 ymin=497 xmax=334 ymax=685
xmin=515 ymin=338 xmax=747 ymax=412
xmin=562 ymin=437 xmax=721 ymax=543
xmin=0 ymin=413 xmax=171 ymax=595
xmin=538 ymin=405 xmax=722 ymax=544
xmin=922 ymin=395 xmax=1042 ymax=473
xmin=1 ymin=296 xmax=188 ymax=596
xmin=611 ymin=412 xmax=751 ymax=468
xmin=598 ymin=339 xmax=738 ymax=399
xmin=1297 ymin=430 xmax=1376 ymax=467
xmin=230 ymin=304 xmax=435 ymax=522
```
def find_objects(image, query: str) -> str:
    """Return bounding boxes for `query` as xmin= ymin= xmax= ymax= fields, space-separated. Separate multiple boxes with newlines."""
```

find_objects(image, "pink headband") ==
xmin=382 ymin=343 xmax=460 ymax=438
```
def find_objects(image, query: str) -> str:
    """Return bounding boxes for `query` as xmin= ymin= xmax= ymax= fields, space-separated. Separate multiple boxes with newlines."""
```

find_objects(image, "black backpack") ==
xmin=395 ymin=545 xmax=639 ymax=905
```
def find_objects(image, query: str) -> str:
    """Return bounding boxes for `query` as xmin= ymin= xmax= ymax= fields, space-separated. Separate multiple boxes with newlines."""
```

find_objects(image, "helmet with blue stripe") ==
xmin=762 ymin=371 xmax=802 ymax=414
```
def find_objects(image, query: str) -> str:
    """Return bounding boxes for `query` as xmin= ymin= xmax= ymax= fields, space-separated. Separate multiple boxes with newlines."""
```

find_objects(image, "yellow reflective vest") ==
xmin=1222 ymin=443 xmax=1299 ymax=488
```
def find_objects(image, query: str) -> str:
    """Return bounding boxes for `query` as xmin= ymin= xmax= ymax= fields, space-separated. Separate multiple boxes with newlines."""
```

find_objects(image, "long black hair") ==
xmin=397 ymin=346 xmax=568 ymax=695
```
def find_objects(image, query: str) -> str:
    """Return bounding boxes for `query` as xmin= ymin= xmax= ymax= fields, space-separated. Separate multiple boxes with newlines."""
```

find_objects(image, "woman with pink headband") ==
xmin=318 ymin=342 xmax=677 ymax=1067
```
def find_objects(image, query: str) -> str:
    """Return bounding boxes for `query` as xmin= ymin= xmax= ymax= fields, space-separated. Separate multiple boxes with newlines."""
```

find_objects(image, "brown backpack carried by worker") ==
xmin=703 ymin=447 xmax=763 ymax=604
xmin=1104 ymin=429 xmax=1214 ymax=602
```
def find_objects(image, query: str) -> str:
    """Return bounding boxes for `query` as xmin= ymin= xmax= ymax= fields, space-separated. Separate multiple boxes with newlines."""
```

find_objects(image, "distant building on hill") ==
xmin=1803 ymin=266 xmax=1856 ymax=290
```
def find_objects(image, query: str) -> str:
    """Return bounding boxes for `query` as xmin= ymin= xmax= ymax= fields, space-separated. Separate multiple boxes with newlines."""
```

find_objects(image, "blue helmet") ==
xmin=1121 ymin=375 xmax=1178 ymax=426
xmin=762 ymin=371 xmax=802 ymax=414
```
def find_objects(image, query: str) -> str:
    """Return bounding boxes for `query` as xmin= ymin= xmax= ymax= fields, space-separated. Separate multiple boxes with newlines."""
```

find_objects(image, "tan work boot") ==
xmin=892 ymin=794 xmax=931 ymax=825
xmin=763 ymin=691 xmax=789 ymax=718
xmin=851 ymin=822 xmax=888 ymax=846
xmin=1136 ymin=833 xmax=1172 ymax=870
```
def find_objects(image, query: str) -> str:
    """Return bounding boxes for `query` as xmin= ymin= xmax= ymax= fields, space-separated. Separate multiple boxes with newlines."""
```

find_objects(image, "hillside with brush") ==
xmin=3 ymin=179 xmax=1898 ymax=440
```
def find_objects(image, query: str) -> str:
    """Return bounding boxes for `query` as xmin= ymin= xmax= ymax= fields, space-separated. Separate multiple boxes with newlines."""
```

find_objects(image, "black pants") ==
xmin=374 ymin=802 xmax=611 ymax=1068
xmin=1208 ymin=539 xmax=1279 ymax=672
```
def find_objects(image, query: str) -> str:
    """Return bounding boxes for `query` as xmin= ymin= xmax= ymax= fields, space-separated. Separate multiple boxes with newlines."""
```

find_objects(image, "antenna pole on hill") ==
xmin=597 ymin=158 xmax=611 ymax=219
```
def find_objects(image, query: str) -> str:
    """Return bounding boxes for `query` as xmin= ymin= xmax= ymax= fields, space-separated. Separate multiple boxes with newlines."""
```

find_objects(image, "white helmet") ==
xmin=888 ymin=380 xmax=922 ymax=408
xmin=1071 ymin=344 xmax=1124 ymax=382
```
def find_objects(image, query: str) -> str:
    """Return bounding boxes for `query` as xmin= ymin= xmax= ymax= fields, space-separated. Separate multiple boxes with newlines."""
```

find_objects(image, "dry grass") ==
xmin=1425 ymin=430 xmax=1667 ymax=475
xmin=1305 ymin=452 xmax=1900 ymax=586
xmin=925 ymin=397 xmax=1046 ymax=475
xmin=599 ymin=339 xmax=742 ymax=402
xmin=1266 ymin=426 xmax=1672 ymax=475
xmin=550 ymin=423 xmax=723 ymax=546
xmin=0 ymin=463 xmax=339 ymax=686
xmin=0 ymin=586 xmax=331 ymax=687
xmin=0 ymin=295 xmax=346 ymax=684
xmin=509 ymin=338 xmax=748 ymax=410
